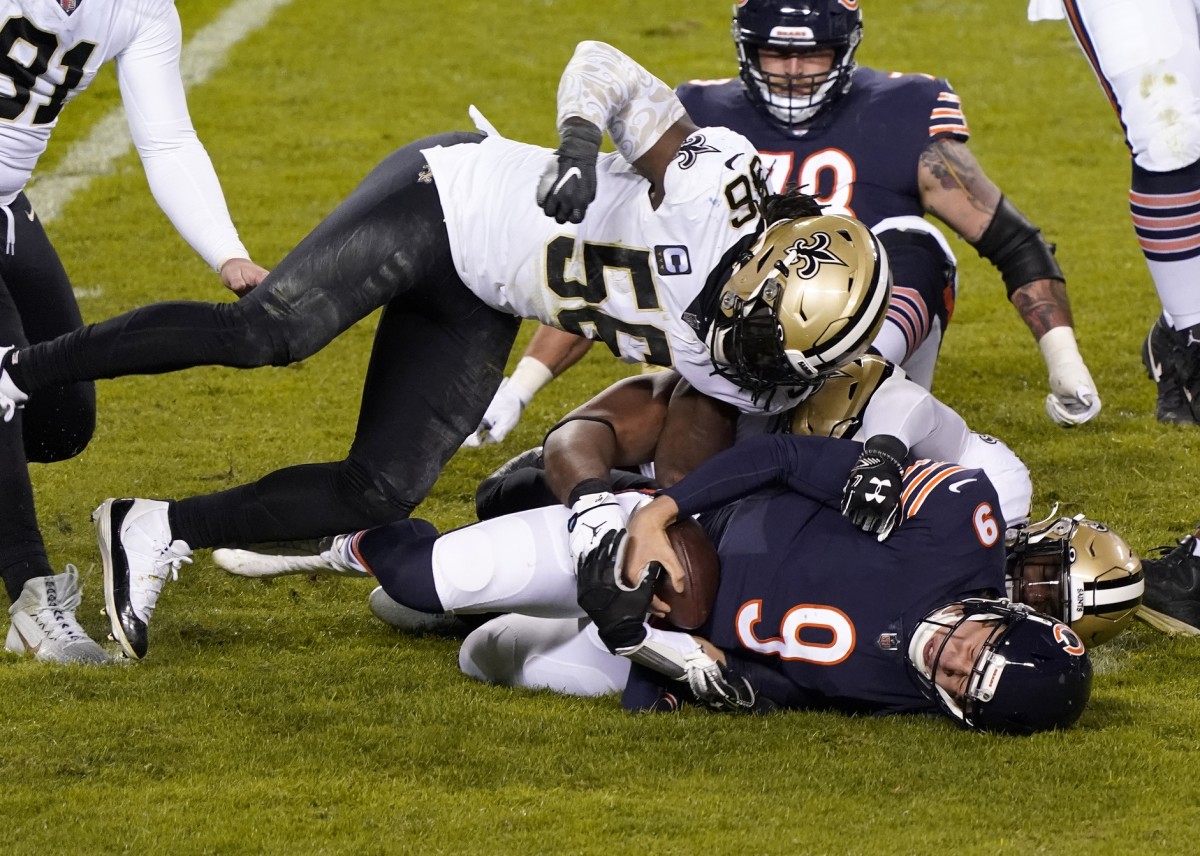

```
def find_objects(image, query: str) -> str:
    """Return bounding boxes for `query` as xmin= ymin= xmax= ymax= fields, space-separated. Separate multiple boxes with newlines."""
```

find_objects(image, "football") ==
xmin=652 ymin=516 xmax=721 ymax=631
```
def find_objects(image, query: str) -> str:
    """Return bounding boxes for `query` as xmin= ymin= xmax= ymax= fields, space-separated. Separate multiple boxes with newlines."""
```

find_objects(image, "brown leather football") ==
xmin=652 ymin=516 xmax=721 ymax=631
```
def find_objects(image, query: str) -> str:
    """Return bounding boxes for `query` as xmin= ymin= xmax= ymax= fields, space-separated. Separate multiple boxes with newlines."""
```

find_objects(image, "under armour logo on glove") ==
xmin=841 ymin=434 xmax=908 ymax=542
xmin=863 ymin=478 xmax=893 ymax=504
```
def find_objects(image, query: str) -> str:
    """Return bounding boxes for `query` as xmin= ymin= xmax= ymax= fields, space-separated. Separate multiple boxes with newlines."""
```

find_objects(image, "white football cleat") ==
xmin=5 ymin=567 xmax=111 ymax=664
xmin=94 ymin=498 xmax=192 ymax=660
xmin=0 ymin=344 xmax=29 ymax=423
xmin=214 ymin=533 xmax=370 ymax=579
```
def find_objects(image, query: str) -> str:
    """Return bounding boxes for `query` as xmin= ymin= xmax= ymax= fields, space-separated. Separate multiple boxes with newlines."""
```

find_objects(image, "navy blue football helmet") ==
xmin=907 ymin=599 xmax=1093 ymax=735
xmin=732 ymin=0 xmax=864 ymax=132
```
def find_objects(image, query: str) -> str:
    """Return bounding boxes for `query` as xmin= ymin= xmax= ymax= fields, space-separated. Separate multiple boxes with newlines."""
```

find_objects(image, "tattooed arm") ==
xmin=917 ymin=138 xmax=1099 ymax=426
xmin=917 ymin=139 xmax=1073 ymax=336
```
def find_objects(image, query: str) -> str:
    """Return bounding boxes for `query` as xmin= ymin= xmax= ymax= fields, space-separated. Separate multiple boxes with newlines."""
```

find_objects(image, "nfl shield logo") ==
xmin=60 ymin=0 xmax=80 ymax=13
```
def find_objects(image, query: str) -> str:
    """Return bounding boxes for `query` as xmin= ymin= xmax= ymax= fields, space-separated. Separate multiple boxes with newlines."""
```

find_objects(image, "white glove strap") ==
xmin=617 ymin=626 xmax=704 ymax=682
xmin=506 ymin=357 xmax=554 ymax=406
xmin=555 ymin=40 xmax=686 ymax=163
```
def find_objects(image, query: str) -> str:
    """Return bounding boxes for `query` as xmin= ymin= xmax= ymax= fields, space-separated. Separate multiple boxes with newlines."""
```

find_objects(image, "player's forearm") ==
xmin=555 ymin=40 xmax=686 ymax=163
xmin=1009 ymin=278 xmax=1074 ymax=340
xmin=662 ymin=434 xmax=845 ymax=517
xmin=524 ymin=325 xmax=593 ymax=376
xmin=140 ymin=145 xmax=249 ymax=271
xmin=544 ymin=420 xmax=621 ymax=506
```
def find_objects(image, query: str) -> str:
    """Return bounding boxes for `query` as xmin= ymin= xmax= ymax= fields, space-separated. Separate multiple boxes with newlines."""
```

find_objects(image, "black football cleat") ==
xmin=1140 ymin=533 xmax=1200 ymax=630
xmin=1143 ymin=316 xmax=1200 ymax=424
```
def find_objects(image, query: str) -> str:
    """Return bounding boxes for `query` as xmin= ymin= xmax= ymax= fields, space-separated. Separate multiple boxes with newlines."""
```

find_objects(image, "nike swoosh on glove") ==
xmin=536 ymin=119 xmax=602 ymax=225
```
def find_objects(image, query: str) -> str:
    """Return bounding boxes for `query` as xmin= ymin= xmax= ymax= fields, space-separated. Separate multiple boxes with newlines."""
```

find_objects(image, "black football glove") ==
xmin=840 ymin=434 xmax=908 ymax=542
xmin=684 ymin=651 xmax=777 ymax=715
xmin=536 ymin=118 xmax=602 ymax=224
xmin=576 ymin=529 xmax=657 ymax=652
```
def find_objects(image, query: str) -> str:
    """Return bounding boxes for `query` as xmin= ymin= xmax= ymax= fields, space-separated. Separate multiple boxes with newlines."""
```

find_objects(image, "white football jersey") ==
xmin=0 ymin=0 xmax=247 ymax=268
xmin=424 ymin=122 xmax=781 ymax=412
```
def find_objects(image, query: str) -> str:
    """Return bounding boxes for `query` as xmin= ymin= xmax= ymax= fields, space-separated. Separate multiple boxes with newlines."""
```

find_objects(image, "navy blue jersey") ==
xmin=661 ymin=435 xmax=1005 ymax=716
xmin=677 ymin=67 xmax=969 ymax=227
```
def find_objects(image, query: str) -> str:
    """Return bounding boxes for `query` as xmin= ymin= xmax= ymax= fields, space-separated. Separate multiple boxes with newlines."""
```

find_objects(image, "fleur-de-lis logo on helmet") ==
xmin=783 ymin=232 xmax=848 ymax=279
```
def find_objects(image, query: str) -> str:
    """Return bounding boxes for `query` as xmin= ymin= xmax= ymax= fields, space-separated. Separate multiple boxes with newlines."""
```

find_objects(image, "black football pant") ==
xmin=14 ymin=132 xmax=520 ymax=549
xmin=0 ymin=193 xmax=96 ymax=602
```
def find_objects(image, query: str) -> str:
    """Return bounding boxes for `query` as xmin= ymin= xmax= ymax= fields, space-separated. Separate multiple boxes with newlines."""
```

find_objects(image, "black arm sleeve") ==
xmin=971 ymin=196 xmax=1064 ymax=298
xmin=661 ymin=435 xmax=862 ymax=518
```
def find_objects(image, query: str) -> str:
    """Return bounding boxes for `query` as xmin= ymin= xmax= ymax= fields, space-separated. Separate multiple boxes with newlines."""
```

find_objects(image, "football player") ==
xmin=463 ymin=0 xmax=1099 ymax=446
xmin=468 ymin=355 xmax=1034 ymax=533
xmin=1031 ymin=1 xmax=1200 ymax=424
xmin=0 ymin=0 xmax=267 ymax=663
xmin=0 ymin=41 xmax=892 ymax=660
xmin=217 ymin=435 xmax=1094 ymax=734
xmin=220 ymin=355 xmax=1142 ymax=648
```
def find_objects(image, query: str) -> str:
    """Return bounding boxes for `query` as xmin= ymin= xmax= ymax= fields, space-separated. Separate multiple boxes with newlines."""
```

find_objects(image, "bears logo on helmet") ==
xmin=732 ymin=0 xmax=865 ymax=131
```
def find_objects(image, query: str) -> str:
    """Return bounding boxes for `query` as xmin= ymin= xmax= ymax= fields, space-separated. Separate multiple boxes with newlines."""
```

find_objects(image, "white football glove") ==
xmin=461 ymin=379 xmax=526 ymax=447
xmin=461 ymin=357 xmax=555 ymax=448
xmin=567 ymin=491 xmax=628 ymax=574
xmin=1040 ymin=328 xmax=1101 ymax=427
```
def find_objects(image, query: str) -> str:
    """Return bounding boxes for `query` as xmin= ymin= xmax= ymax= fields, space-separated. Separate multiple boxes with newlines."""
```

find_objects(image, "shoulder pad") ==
xmin=787 ymin=355 xmax=894 ymax=438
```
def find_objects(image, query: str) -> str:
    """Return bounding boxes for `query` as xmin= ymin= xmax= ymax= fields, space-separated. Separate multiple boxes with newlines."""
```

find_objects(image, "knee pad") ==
xmin=459 ymin=614 xmax=628 ymax=695
xmin=1125 ymin=70 xmax=1200 ymax=172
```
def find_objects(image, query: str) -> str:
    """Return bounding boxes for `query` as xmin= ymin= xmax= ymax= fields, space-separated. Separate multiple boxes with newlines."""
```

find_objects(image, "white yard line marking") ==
xmin=28 ymin=0 xmax=293 ymax=225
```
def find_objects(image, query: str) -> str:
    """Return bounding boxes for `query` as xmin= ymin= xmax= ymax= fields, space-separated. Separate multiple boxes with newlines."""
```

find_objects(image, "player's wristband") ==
xmin=506 ymin=357 xmax=554 ymax=405
xmin=568 ymin=478 xmax=615 ymax=507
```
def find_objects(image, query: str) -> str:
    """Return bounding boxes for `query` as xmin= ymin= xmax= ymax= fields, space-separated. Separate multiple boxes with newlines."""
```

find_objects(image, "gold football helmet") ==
xmin=708 ymin=214 xmax=892 ymax=404
xmin=1005 ymin=513 xmax=1144 ymax=647
xmin=788 ymin=354 xmax=894 ymax=439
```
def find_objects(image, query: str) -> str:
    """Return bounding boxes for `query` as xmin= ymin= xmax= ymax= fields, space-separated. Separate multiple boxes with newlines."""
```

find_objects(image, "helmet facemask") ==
xmin=708 ymin=213 xmax=891 ymax=407
xmin=733 ymin=0 xmax=864 ymax=132
xmin=1006 ymin=513 xmax=1144 ymax=647
xmin=710 ymin=268 xmax=827 ymax=403
xmin=907 ymin=599 xmax=1093 ymax=735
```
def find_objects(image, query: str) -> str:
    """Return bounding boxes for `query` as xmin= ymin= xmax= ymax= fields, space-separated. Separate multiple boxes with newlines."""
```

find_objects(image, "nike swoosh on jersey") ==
xmin=25 ymin=208 xmax=35 ymax=221
xmin=724 ymin=154 xmax=743 ymax=169
xmin=900 ymin=460 xmax=968 ymax=518
xmin=948 ymin=478 xmax=977 ymax=493
xmin=552 ymin=167 xmax=582 ymax=195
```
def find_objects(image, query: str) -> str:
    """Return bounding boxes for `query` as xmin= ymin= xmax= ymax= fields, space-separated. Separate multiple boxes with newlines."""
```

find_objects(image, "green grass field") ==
xmin=6 ymin=0 xmax=1200 ymax=852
